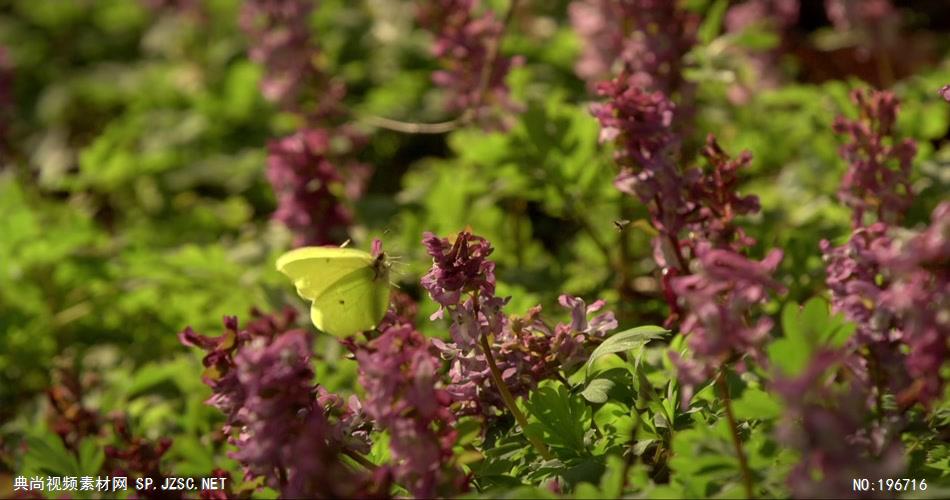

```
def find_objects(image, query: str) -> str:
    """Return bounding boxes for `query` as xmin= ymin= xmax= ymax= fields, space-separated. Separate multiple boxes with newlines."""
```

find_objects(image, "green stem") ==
xmin=621 ymin=404 xmax=643 ymax=493
xmin=343 ymin=448 xmax=377 ymax=471
xmin=716 ymin=371 xmax=754 ymax=498
xmin=477 ymin=332 xmax=554 ymax=460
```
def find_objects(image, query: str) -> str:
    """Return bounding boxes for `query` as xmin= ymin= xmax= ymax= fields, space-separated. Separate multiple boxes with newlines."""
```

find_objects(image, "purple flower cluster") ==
xmin=422 ymin=230 xmax=498 ymax=313
xmin=669 ymin=245 xmax=785 ymax=399
xmin=592 ymin=81 xmax=677 ymax=170
xmin=416 ymin=0 xmax=520 ymax=127
xmin=591 ymin=81 xmax=687 ymax=245
xmin=45 ymin=366 xmax=100 ymax=453
xmin=567 ymin=0 xmax=626 ymax=86
xmin=240 ymin=1 xmax=372 ymax=247
xmin=819 ymin=223 xmax=892 ymax=344
xmin=594 ymin=75 xmax=785 ymax=395
xmin=872 ymin=203 xmax=950 ymax=407
xmin=422 ymin=231 xmax=618 ymax=415
xmin=687 ymin=137 xmax=763 ymax=250
xmin=940 ymin=84 xmax=950 ymax=102
xmin=723 ymin=0 xmax=800 ymax=104
xmin=352 ymin=312 xmax=465 ymax=498
xmin=239 ymin=0 xmax=344 ymax=115
xmin=569 ymin=0 xmax=698 ymax=94
xmin=421 ymin=231 xmax=507 ymax=359
xmin=438 ymin=295 xmax=617 ymax=415
xmin=832 ymin=89 xmax=916 ymax=226
xmin=179 ymin=309 xmax=375 ymax=498
xmin=593 ymin=93 xmax=762 ymax=257
xmin=265 ymin=129 xmax=356 ymax=246
xmin=104 ymin=415 xmax=179 ymax=500
xmin=774 ymin=351 xmax=905 ymax=499
xmin=824 ymin=0 xmax=895 ymax=32
xmin=821 ymin=88 xmax=948 ymax=408
xmin=800 ymin=89 xmax=949 ymax=495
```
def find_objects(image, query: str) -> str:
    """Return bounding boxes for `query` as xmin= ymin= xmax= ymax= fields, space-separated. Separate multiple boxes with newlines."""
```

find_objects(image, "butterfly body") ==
xmin=276 ymin=246 xmax=391 ymax=337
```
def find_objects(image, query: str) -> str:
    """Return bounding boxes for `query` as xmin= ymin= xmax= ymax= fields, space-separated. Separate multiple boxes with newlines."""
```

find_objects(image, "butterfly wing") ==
xmin=310 ymin=263 xmax=392 ymax=337
xmin=276 ymin=247 xmax=391 ymax=337
xmin=275 ymin=247 xmax=374 ymax=301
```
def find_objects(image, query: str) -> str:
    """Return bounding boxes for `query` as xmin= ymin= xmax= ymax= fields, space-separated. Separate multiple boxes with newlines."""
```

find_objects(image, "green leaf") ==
xmin=598 ymin=454 xmax=627 ymax=499
xmin=125 ymin=361 xmax=184 ymax=397
xmin=770 ymin=298 xmax=855 ymax=376
xmin=77 ymin=438 xmax=105 ymax=476
xmin=167 ymin=435 xmax=216 ymax=477
xmin=767 ymin=336 xmax=810 ymax=378
xmin=23 ymin=432 xmax=80 ymax=478
xmin=732 ymin=388 xmax=783 ymax=421
xmin=729 ymin=27 xmax=780 ymax=51
xmin=585 ymin=326 xmax=667 ymax=378
xmin=525 ymin=382 xmax=592 ymax=455
xmin=581 ymin=378 xmax=615 ymax=403
xmin=593 ymin=401 xmax=638 ymax=447
xmin=698 ymin=0 xmax=729 ymax=44
xmin=574 ymin=482 xmax=602 ymax=499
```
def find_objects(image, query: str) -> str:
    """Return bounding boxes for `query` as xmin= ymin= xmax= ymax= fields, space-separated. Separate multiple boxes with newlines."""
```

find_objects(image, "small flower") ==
xmin=940 ymin=85 xmax=950 ymax=102
xmin=820 ymin=223 xmax=892 ymax=344
xmin=686 ymin=135 xmax=762 ymax=251
xmin=553 ymin=295 xmax=619 ymax=370
xmin=421 ymin=231 xmax=497 ymax=311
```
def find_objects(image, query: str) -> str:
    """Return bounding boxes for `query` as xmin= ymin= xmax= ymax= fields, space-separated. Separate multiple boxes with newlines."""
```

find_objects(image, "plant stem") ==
xmin=359 ymin=114 xmax=459 ymax=134
xmin=651 ymin=194 xmax=689 ymax=273
xmin=477 ymin=332 xmax=554 ymax=460
xmin=343 ymin=448 xmax=378 ymax=471
xmin=716 ymin=371 xmax=754 ymax=499
xmin=620 ymin=403 xmax=643 ymax=493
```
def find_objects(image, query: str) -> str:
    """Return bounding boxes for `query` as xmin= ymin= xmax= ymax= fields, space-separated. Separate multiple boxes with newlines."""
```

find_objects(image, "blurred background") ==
xmin=0 ymin=0 xmax=948 ymax=492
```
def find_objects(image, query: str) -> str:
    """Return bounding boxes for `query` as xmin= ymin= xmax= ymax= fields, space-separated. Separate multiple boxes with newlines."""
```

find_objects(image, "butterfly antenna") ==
xmin=388 ymin=262 xmax=409 ymax=281
xmin=340 ymin=239 xmax=352 ymax=248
